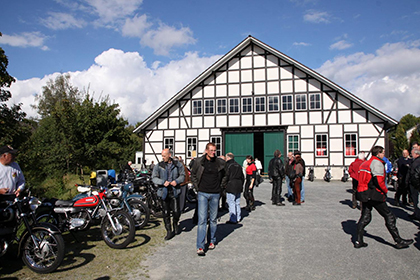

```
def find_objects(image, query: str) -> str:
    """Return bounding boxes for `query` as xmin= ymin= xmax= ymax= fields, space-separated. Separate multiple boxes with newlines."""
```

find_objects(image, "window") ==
xmin=288 ymin=135 xmax=299 ymax=153
xmin=192 ymin=100 xmax=202 ymax=115
xmin=164 ymin=138 xmax=174 ymax=152
xmin=282 ymin=95 xmax=293 ymax=111
xmin=210 ymin=137 xmax=222 ymax=157
xmin=255 ymin=97 xmax=266 ymax=112
xmin=268 ymin=96 xmax=279 ymax=111
xmin=205 ymin=100 xmax=214 ymax=114
xmin=295 ymin=94 xmax=307 ymax=110
xmin=187 ymin=137 xmax=197 ymax=158
xmin=309 ymin=93 xmax=321 ymax=109
xmin=316 ymin=134 xmax=328 ymax=156
xmin=229 ymin=98 xmax=239 ymax=113
xmin=242 ymin=97 xmax=252 ymax=113
xmin=345 ymin=133 xmax=357 ymax=156
xmin=217 ymin=99 xmax=226 ymax=114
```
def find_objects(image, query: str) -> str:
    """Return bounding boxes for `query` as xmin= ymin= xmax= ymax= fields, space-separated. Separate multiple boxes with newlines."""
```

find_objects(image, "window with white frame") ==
xmin=242 ymin=97 xmax=252 ymax=113
xmin=164 ymin=138 xmax=174 ymax=152
xmin=217 ymin=99 xmax=226 ymax=114
xmin=192 ymin=100 xmax=202 ymax=115
xmin=210 ymin=136 xmax=222 ymax=157
xmin=345 ymin=133 xmax=357 ymax=156
xmin=309 ymin=93 xmax=321 ymax=109
xmin=187 ymin=137 xmax=197 ymax=158
xmin=282 ymin=95 xmax=293 ymax=111
xmin=295 ymin=94 xmax=307 ymax=110
xmin=315 ymin=134 xmax=328 ymax=156
xmin=268 ymin=96 xmax=279 ymax=111
xmin=288 ymin=135 xmax=299 ymax=153
xmin=255 ymin=97 xmax=266 ymax=112
xmin=205 ymin=100 xmax=214 ymax=114
xmin=229 ymin=98 xmax=239 ymax=113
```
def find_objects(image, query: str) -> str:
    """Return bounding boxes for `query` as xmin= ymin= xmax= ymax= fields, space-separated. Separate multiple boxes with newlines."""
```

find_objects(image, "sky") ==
xmin=1 ymin=0 xmax=420 ymax=125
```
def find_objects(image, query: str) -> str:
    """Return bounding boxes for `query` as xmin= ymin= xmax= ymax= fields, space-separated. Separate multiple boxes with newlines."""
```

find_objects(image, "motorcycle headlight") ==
xmin=29 ymin=197 xmax=40 ymax=211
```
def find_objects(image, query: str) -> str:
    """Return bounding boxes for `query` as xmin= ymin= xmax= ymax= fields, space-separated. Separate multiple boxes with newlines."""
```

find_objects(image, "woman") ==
xmin=292 ymin=154 xmax=304 ymax=205
xmin=244 ymin=155 xmax=257 ymax=211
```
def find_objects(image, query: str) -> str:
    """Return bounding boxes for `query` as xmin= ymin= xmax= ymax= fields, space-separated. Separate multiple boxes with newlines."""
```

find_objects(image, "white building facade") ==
xmin=134 ymin=36 xmax=397 ymax=179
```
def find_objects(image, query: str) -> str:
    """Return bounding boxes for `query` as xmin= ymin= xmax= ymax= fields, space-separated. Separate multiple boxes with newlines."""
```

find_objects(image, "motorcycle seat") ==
xmin=55 ymin=200 xmax=74 ymax=207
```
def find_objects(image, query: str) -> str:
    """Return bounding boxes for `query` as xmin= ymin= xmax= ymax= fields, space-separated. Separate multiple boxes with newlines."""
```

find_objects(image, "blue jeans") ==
xmin=301 ymin=177 xmax=305 ymax=202
xmin=226 ymin=192 xmax=241 ymax=222
xmin=197 ymin=192 xmax=220 ymax=249
xmin=286 ymin=176 xmax=293 ymax=197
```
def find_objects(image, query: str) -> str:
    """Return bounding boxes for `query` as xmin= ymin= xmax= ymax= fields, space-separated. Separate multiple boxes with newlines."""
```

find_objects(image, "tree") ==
xmin=0 ymin=32 xmax=31 ymax=148
xmin=390 ymin=113 xmax=420 ymax=158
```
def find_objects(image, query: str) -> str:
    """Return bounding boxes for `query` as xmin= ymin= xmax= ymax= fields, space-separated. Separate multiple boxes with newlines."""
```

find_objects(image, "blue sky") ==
xmin=1 ymin=0 xmax=420 ymax=124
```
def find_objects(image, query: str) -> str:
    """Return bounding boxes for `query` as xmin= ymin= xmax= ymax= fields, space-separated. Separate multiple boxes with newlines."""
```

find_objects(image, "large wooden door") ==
xmin=224 ymin=133 xmax=254 ymax=167
xmin=263 ymin=132 xmax=285 ymax=173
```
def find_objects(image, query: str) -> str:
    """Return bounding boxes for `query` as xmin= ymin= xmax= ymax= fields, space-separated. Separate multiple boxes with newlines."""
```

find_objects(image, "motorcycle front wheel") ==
xmin=101 ymin=210 xmax=135 ymax=249
xmin=128 ymin=199 xmax=150 ymax=229
xmin=21 ymin=228 xmax=65 ymax=274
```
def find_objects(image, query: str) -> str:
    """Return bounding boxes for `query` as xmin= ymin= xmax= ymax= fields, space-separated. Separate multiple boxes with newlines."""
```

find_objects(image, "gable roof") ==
xmin=134 ymin=36 xmax=398 ymax=133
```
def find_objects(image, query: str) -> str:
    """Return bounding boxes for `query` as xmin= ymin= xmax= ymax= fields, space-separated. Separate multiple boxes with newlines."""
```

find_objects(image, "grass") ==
xmin=0 ymin=216 xmax=166 ymax=279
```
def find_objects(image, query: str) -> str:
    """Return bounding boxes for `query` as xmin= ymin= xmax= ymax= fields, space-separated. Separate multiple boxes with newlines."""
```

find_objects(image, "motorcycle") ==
xmin=132 ymin=174 xmax=165 ymax=218
xmin=307 ymin=167 xmax=315 ymax=182
xmin=105 ymin=183 xmax=150 ymax=229
xmin=341 ymin=167 xmax=349 ymax=182
xmin=1 ymin=193 xmax=65 ymax=273
xmin=324 ymin=166 xmax=332 ymax=182
xmin=37 ymin=185 xmax=135 ymax=249
xmin=185 ymin=183 xmax=197 ymax=203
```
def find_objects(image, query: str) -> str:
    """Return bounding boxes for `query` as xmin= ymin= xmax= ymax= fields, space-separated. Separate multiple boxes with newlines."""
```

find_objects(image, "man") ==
xmin=221 ymin=153 xmax=244 ymax=224
xmin=355 ymin=145 xmax=413 ymax=249
xmin=285 ymin=152 xmax=294 ymax=201
xmin=407 ymin=148 xmax=420 ymax=221
xmin=152 ymin=149 xmax=185 ymax=240
xmin=268 ymin=149 xmax=285 ymax=206
xmin=191 ymin=143 xmax=226 ymax=256
xmin=0 ymin=145 xmax=25 ymax=196
xmin=349 ymin=152 xmax=365 ymax=209
xmin=294 ymin=151 xmax=306 ymax=202
xmin=395 ymin=150 xmax=412 ymax=206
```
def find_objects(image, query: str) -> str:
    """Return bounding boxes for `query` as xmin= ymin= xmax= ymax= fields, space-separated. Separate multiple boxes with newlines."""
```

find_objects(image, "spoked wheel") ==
xmin=101 ymin=210 xmax=135 ymax=249
xmin=148 ymin=197 xmax=164 ymax=218
xmin=128 ymin=199 xmax=150 ymax=229
xmin=21 ymin=228 xmax=65 ymax=274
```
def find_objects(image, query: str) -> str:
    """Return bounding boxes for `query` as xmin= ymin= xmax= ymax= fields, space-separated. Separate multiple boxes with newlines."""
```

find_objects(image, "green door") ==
xmin=263 ymin=132 xmax=284 ymax=174
xmin=225 ymin=133 xmax=254 ymax=167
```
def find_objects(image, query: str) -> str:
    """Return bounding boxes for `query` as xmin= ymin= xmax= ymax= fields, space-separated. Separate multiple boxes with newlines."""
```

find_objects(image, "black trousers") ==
xmin=161 ymin=192 xmax=180 ymax=229
xmin=395 ymin=176 xmax=408 ymax=204
xmin=243 ymin=179 xmax=255 ymax=207
xmin=271 ymin=177 xmax=283 ymax=203
xmin=356 ymin=200 xmax=401 ymax=242
xmin=352 ymin=179 xmax=358 ymax=207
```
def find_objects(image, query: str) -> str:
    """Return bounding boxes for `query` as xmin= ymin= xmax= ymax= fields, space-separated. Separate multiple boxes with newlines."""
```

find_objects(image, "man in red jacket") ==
xmin=355 ymin=146 xmax=413 ymax=249
xmin=349 ymin=152 xmax=365 ymax=209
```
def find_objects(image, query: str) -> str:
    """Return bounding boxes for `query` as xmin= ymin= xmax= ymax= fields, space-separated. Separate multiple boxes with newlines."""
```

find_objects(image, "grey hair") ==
xmin=413 ymin=149 xmax=420 ymax=156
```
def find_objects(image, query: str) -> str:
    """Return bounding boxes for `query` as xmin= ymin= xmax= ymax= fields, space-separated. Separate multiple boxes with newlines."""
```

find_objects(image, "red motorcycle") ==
xmin=37 ymin=185 xmax=135 ymax=249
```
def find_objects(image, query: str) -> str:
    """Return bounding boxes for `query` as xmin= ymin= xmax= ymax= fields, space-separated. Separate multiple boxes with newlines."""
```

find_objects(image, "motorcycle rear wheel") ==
xmin=21 ymin=228 xmax=65 ymax=274
xmin=128 ymin=199 xmax=150 ymax=229
xmin=101 ymin=210 xmax=135 ymax=249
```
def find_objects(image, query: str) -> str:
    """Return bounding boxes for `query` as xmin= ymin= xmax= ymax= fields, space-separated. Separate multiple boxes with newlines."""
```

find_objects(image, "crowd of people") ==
xmin=2 ymin=140 xmax=419 ymax=258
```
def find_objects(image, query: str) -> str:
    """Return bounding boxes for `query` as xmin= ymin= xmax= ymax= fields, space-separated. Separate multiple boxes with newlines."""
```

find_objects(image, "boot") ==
xmin=173 ymin=219 xmax=180 ymax=235
xmin=385 ymin=213 xmax=413 ymax=249
xmin=164 ymin=217 xmax=175 ymax=240
xmin=355 ymin=219 xmax=368 ymax=248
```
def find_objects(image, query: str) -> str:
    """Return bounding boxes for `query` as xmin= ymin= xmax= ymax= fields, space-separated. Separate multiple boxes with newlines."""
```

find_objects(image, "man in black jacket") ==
xmin=191 ymin=143 xmax=226 ymax=256
xmin=407 ymin=148 xmax=420 ymax=221
xmin=221 ymin=153 xmax=244 ymax=224
xmin=268 ymin=149 xmax=285 ymax=206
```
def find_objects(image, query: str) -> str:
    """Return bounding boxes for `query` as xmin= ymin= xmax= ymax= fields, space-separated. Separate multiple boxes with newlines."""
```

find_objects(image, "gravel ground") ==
xmin=133 ymin=179 xmax=420 ymax=280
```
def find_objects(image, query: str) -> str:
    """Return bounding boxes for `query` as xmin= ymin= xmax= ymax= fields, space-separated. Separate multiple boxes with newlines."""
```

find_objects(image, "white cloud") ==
xmin=121 ymin=14 xmax=151 ymax=37
xmin=140 ymin=24 xmax=197 ymax=56
xmin=40 ymin=12 xmax=87 ymax=30
xmin=303 ymin=10 xmax=331 ymax=23
xmin=9 ymin=49 xmax=221 ymax=124
xmin=293 ymin=42 xmax=311 ymax=47
xmin=85 ymin=0 xmax=143 ymax=24
xmin=0 ymin=32 xmax=49 ymax=50
xmin=317 ymin=41 xmax=420 ymax=120
xmin=330 ymin=40 xmax=353 ymax=50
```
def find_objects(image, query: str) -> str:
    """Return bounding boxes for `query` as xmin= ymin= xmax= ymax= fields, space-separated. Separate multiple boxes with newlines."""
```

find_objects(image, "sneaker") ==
xmin=276 ymin=202 xmax=285 ymax=206
xmin=197 ymin=248 xmax=205 ymax=256
xmin=395 ymin=239 xmax=413 ymax=249
xmin=354 ymin=241 xmax=368 ymax=248
xmin=208 ymin=243 xmax=215 ymax=250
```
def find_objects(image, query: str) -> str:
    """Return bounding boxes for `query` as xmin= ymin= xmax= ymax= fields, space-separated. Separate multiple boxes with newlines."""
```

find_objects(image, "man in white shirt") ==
xmin=0 ymin=145 xmax=25 ymax=196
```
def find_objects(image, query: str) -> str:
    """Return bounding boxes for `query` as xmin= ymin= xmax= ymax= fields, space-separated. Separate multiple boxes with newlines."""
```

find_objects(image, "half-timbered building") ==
xmin=133 ymin=36 xmax=397 ymax=179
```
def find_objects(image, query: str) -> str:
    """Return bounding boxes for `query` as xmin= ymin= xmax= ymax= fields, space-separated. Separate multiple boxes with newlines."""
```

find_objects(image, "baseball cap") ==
xmin=0 ymin=145 xmax=18 ymax=155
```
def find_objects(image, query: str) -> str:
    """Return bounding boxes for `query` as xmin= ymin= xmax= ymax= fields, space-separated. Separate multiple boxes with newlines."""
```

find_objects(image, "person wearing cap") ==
xmin=294 ymin=151 xmax=306 ymax=203
xmin=0 ymin=145 xmax=25 ymax=196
